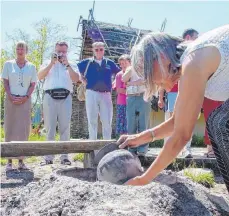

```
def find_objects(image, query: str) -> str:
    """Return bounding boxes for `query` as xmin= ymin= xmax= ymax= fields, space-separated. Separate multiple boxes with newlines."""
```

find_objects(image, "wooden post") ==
xmin=1 ymin=140 xmax=115 ymax=158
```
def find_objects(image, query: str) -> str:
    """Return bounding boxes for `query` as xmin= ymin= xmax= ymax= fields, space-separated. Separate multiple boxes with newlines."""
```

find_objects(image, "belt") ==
xmin=45 ymin=89 xmax=70 ymax=94
xmin=88 ymin=89 xmax=110 ymax=93
xmin=127 ymin=93 xmax=144 ymax=97
xmin=11 ymin=94 xmax=25 ymax=97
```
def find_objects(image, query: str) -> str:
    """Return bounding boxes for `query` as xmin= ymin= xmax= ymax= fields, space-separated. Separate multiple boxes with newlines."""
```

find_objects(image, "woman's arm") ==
xmin=116 ymin=73 xmax=126 ymax=94
xmin=126 ymin=47 xmax=221 ymax=185
xmin=118 ymin=116 xmax=174 ymax=149
xmin=26 ymin=82 xmax=36 ymax=97
xmin=3 ymin=79 xmax=12 ymax=98
xmin=122 ymin=67 xmax=132 ymax=82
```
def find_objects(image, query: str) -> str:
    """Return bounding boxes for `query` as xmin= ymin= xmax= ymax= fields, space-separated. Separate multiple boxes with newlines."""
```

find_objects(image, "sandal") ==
xmin=60 ymin=159 xmax=71 ymax=165
xmin=18 ymin=162 xmax=29 ymax=170
xmin=5 ymin=163 xmax=13 ymax=172
xmin=40 ymin=160 xmax=53 ymax=166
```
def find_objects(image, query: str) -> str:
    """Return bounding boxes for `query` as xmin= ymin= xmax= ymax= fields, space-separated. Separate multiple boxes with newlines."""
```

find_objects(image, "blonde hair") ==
xmin=118 ymin=54 xmax=131 ymax=63
xmin=16 ymin=41 xmax=28 ymax=52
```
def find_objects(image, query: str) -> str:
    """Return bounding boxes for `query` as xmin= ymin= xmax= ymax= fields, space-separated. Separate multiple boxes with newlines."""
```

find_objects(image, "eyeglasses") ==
xmin=95 ymin=48 xmax=104 ymax=52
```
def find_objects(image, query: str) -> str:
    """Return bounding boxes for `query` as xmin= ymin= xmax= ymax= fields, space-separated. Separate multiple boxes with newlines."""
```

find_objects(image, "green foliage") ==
xmin=184 ymin=169 xmax=215 ymax=188
xmin=191 ymin=134 xmax=205 ymax=147
xmin=0 ymin=126 xmax=4 ymax=142
xmin=73 ymin=153 xmax=84 ymax=162
xmin=25 ymin=156 xmax=40 ymax=164
xmin=0 ymin=49 xmax=10 ymax=120
xmin=0 ymin=157 xmax=7 ymax=165
xmin=149 ymin=139 xmax=164 ymax=148
xmin=149 ymin=134 xmax=204 ymax=148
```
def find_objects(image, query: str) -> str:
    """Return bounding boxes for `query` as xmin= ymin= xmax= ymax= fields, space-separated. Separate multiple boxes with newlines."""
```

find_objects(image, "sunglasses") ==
xmin=95 ymin=48 xmax=104 ymax=52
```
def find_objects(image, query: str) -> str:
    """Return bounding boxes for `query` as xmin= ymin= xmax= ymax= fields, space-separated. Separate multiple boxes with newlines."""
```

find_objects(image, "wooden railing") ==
xmin=1 ymin=140 xmax=115 ymax=158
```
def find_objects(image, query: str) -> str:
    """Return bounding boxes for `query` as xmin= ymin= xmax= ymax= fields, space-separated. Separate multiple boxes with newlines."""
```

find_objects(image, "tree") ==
xmin=0 ymin=49 xmax=10 ymax=121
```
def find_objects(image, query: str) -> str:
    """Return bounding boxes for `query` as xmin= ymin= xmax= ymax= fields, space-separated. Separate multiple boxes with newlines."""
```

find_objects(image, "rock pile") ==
xmin=1 ymin=169 xmax=229 ymax=216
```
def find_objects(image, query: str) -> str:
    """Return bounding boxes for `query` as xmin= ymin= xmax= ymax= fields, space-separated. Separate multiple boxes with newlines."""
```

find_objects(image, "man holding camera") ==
xmin=38 ymin=41 xmax=79 ymax=165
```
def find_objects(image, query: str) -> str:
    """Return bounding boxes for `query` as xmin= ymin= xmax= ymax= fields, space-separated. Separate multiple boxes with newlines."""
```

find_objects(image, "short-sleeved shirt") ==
xmin=1 ymin=59 xmax=37 ymax=96
xmin=77 ymin=57 xmax=120 ymax=92
xmin=115 ymin=71 xmax=126 ymax=105
xmin=41 ymin=60 xmax=78 ymax=93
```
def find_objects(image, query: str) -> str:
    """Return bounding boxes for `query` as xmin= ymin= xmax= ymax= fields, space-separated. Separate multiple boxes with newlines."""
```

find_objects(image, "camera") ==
xmin=52 ymin=53 xmax=63 ymax=62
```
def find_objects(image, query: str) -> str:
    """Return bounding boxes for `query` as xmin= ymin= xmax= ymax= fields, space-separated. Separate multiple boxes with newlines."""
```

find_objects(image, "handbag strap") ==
xmin=84 ymin=59 xmax=91 ymax=77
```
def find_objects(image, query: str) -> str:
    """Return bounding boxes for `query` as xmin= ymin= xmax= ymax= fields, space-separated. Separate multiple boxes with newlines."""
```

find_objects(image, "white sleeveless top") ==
xmin=181 ymin=25 xmax=229 ymax=102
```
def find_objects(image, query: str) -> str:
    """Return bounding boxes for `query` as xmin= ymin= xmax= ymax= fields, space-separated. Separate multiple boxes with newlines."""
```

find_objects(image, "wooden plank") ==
xmin=1 ymin=140 xmax=116 ymax=157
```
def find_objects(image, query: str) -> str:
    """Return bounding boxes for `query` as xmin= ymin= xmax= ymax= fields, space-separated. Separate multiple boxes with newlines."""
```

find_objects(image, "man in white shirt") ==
xmin=38 ymin=41 xmax=79 ymax=165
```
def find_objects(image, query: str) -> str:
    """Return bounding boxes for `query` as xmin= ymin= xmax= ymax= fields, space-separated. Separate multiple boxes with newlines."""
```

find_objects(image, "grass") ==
xmin=73 ymin=153 xmax=84 ymax=162
xmin=0 ymin=158 xmax=7 ymax=165
xmin=183 ymin=168 xmax=215 ymax=188
xmin=25 ymin=156 xmax=40 ymax=163
xmin=0 ymin=156 xmax=40 ymax=166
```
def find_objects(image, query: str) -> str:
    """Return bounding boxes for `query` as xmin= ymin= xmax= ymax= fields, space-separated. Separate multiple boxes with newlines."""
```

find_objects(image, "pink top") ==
xmin=114 ymin=71 xmax=127 ymax=105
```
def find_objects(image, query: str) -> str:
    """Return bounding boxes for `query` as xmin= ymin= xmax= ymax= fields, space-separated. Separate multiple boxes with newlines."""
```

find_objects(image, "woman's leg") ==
xmin=207 ymin=99 xmax=229 ymax=192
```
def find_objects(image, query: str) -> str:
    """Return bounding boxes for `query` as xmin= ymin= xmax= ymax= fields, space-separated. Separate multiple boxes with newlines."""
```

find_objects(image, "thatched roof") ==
xmin=80 ymin=19 xmax=151 ymax=62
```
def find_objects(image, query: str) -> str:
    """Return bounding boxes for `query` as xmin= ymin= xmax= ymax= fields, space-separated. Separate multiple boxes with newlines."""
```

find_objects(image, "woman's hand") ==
xmin=9 ymin=94 xmax=17 ymax=103
xmin=117 ymin=134 xmax=140 ymax=149
xmin=158 ymin=99 xmax=165 ymax=109
xmin=125 ymin=175 xmax=150 ymax=186
xmin=13 ymin=96 xmax=28 ymax=105
xmin=126 ymin=81 xmax=132 ymax=87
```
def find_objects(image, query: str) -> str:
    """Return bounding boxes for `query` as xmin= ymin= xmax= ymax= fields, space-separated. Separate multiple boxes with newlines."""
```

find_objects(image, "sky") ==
xmin=1 ymin=0 xmax=229 ymax=60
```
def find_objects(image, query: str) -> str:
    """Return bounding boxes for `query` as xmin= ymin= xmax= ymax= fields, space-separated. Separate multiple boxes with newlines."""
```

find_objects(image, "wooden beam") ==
xmin=1 ymin=140 xmax=116 ymax=158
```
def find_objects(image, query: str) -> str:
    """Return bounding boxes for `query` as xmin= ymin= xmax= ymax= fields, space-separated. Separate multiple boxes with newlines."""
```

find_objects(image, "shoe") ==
xmin=18 ymin=162 xmax=29 ymax=170
xmin=61 ymin=159 xmax=71 ymax=165
xmin=40 ymin=160 xmax=53 ymax=166
xmin=5 ymin=163 xmax=13 ymax=172
xmin=204 ymin=150 xmax=215 ymax=158
xmin=182 ymin=149 xmax=193 ymax=158
xmin=137 ymin=152 xmax=146 ymax=157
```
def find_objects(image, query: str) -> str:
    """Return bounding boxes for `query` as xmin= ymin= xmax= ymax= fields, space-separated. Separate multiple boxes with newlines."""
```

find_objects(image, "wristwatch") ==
xmin=66 ymin=64 xmax=70 ymax=68
xmin=26 ymin=95 xmax=29 ymax=98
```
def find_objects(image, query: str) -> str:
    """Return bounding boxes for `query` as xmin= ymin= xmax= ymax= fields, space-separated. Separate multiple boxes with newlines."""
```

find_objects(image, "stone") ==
xmin=97 ymin=149 xmax=143 ymax=184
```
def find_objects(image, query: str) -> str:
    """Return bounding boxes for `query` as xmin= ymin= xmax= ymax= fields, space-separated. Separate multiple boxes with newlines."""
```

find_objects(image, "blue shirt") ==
xmin=77 ymin=58 xmax=120 ymax=92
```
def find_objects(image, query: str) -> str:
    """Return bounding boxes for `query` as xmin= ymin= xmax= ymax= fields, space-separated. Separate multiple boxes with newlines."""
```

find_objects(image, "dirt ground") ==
xmin=1 ymin=154 xmax=229 ymax=216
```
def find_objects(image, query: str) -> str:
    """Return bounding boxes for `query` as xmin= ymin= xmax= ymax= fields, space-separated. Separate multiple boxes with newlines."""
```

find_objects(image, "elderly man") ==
xmin=38 ymin=41 xmax=79 ymax=165
xmin=77 ymin=42 xmax=120 ymax=140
